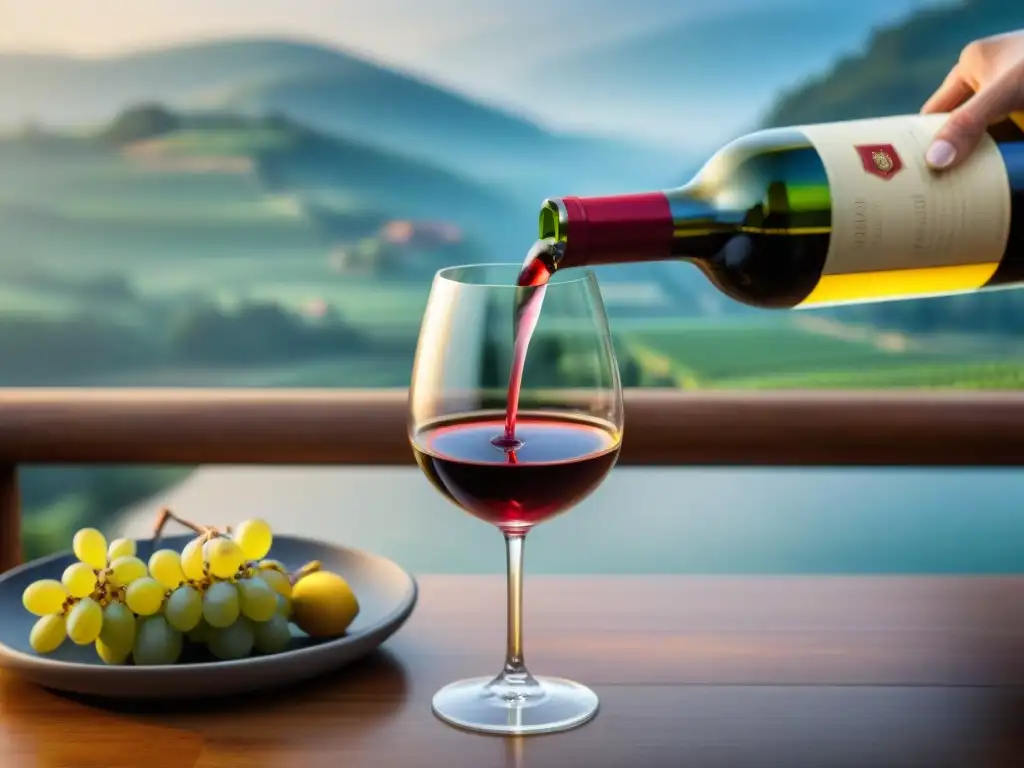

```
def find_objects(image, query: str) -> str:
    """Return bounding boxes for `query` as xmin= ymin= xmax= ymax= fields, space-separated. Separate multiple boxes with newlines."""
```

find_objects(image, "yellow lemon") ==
xmin=290 ymin=570 xmax=359 ymax=638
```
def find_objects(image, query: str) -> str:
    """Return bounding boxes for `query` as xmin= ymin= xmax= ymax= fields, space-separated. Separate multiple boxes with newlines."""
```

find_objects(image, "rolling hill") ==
xmin=762 ymin=0 xmax=1024 ymax=126
xmin=0 ymin=104 xmax=524 ymax=263
xmin=208 ymin=62 xmax=686 ymax=195
xmin=216 ymin=68 xmax=548 ymax=174
xmin=102 ymin=107 xmax=519 ymax=236
xmin=0 ymin=38 xmax=688 ymax=199
xmin=0 ymin=106 xmax=500 ymax=391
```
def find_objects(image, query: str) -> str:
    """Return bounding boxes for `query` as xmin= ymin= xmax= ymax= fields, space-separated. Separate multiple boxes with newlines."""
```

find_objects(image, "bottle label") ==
xmin=798 ymin=114 xmax=1011 ymax=305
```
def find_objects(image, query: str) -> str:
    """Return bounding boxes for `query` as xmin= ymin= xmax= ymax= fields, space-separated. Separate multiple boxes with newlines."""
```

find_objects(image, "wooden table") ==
xmin=2 ymin=575 xmax=1023 ymax=767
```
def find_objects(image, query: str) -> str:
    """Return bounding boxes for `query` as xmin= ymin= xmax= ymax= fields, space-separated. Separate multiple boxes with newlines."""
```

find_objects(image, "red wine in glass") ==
xmin=494 ymin=239 xmax=562 ymax=449
xmin=412 ymin=412 xmax=620 ymax=532
xmin=409 ymin=261 xmax=621 ymax=735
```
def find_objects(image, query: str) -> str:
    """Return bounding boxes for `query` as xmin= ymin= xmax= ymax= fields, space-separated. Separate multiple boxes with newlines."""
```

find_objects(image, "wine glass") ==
xmin=408 ymin=263 xmax=624 ymax=735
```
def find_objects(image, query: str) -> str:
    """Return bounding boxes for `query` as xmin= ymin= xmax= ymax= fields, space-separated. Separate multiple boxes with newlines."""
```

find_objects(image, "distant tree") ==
xmin=619 ymin=355 xmax=641 ymax=387
xmin=167 ymin=300 xmax=365 ymax=365
xmin=0 ymin=313 xmax=157 ymax=383
xmin=263 ymin=111 xmax=293 ymax=130
xmin=101 ymin=103 xmax=180 ymax=146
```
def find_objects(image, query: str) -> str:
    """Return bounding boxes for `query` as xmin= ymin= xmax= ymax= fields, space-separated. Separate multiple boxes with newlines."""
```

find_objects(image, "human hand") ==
xmin=921 ymin=30 xmax=1024 ymax=170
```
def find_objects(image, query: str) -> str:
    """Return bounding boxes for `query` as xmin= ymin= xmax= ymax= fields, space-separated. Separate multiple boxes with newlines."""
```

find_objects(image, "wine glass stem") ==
xmin=503 ymin=531 xmax=528 ymax=677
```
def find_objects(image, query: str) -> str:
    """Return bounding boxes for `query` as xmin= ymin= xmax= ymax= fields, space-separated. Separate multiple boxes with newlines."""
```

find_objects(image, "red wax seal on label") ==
xmin=854 ymin=143 xmax=902 ymax=180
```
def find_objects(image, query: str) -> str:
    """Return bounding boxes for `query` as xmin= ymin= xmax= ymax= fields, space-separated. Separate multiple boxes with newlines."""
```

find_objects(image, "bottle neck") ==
xmin=539 ymin=185 xmax=729 ymax=271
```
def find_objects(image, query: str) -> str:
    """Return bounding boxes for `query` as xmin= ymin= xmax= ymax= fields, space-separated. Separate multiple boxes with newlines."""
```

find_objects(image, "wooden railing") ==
xmin=3 ymin=387 xmax=1024 ymax=571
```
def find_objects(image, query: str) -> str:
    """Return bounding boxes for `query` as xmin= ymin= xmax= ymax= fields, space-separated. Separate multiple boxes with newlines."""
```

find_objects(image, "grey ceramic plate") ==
xmin=0 ymin=534 xmax=417 ymax=699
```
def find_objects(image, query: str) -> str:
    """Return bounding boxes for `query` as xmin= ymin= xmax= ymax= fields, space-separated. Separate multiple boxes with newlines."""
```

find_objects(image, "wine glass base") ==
xmin=431 ymin=675 xmax=599 ymax=735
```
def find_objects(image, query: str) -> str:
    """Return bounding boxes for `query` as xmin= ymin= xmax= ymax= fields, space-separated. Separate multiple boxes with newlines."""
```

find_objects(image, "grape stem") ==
xmin=151 ymin=507 xmax=317 ymax=585
xmin=152 ymin=507 xmax=225 ymax=547
xmin=291 ymin=560 xmax=321 ymax=586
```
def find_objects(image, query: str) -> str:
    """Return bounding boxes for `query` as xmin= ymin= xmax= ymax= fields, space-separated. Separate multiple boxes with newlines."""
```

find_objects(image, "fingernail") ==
xmin=926 ymin=139 xmax=956 ymax=169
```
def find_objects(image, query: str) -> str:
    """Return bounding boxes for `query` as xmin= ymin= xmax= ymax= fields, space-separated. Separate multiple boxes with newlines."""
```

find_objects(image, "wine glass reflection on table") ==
xmin=409 ymin=263 xmax=624 ymax=735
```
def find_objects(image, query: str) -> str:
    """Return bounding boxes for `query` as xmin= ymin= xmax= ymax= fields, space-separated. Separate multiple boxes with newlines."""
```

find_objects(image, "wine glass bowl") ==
xmin=408 ymin=263 xmax=623 ymax=734
xmin=412 ymin=409 xmax=620 ymax=532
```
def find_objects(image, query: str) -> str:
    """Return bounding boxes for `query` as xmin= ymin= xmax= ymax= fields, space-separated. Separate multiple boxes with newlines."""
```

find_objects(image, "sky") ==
xmin=0 ymin=0 xmax=490 ymax=58
xmin=0 ymin=0 xmax=685 ymax=61
xmin=0 ymin=0 xmax=709 ymax=136
xmin=0 ymin=0 xmax=945 ymax=148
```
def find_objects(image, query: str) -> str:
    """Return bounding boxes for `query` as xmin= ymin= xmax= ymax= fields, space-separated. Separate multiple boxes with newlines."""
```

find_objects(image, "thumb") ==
xmin=926 ymin=66 xmax=1024 ymax=170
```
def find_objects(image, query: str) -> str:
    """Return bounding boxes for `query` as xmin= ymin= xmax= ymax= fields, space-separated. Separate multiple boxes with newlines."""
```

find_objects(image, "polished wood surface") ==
xmin=1 ymin=575 xmax=1023 ymax=767
xmin=2 ymin=387 xmax=1024 ymax=466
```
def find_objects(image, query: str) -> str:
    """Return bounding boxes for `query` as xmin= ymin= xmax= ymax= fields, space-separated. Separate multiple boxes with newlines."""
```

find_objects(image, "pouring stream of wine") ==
xmin=493 ymin=239 xmax=559 ymax=450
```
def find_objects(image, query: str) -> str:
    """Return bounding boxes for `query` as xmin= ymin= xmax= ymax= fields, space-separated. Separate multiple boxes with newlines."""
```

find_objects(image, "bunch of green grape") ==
xmin=22 ymin=518 xmax=295 ymax=665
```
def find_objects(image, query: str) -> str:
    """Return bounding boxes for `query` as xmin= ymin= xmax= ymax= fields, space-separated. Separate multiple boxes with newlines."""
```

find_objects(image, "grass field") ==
xmin=620 ymin=318 xmax=1024 ymax=390
xmin=80 ymin=354 xmax=414 ymax=388
xmin=5 ymin=131 xmax=1024 ymax=393
xmin=0 ymin=132 xmax=436 ymax=335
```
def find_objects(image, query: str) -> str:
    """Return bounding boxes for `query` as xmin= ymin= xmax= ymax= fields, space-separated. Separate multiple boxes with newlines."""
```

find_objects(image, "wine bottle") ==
xmin=527 ymin=113 xmax=1024 ymax=308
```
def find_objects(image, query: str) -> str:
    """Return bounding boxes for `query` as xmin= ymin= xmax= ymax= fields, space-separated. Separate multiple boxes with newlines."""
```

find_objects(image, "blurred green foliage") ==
xmin=20 ymin=467 xmax=190 ymax=561
xmin=623 ymin=320 xmax=1024 ymax=390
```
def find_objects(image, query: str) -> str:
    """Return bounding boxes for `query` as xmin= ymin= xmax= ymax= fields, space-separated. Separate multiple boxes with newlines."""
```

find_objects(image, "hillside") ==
xmin=762 ymin=0 xmax=1024 ymax=127
xmin=0 ymin=106 xmax=522 ymax=333
xmin=213 ymin=75 xmax=683 ymax=195
xmin=102 ymin=107 xmax=518 ymax=236
xmin=759 ymin=0 xmax=1024 ymax=337
xmin=0 ymin=38 xmax=684 ymax=198
xmin=216 ymin=69 xmax=548 ymax=181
